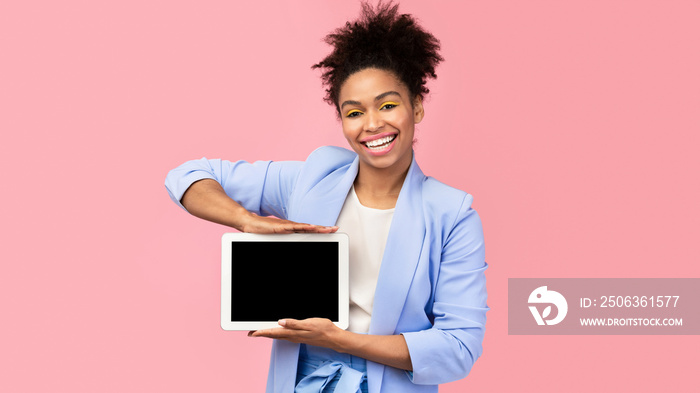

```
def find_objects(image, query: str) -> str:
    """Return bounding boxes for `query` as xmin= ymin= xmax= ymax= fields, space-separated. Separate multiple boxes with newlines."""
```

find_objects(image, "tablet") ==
xmin=221 ymin=232 xmax=349 ymax=331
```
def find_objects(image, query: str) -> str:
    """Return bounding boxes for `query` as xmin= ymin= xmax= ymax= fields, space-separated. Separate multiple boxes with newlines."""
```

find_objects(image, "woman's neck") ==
xmin=353 ymin=159 xmax=411 ymax=209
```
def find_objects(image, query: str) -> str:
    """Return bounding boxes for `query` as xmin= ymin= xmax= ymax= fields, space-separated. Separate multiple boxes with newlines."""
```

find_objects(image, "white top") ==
xmin=335 ymin=186 xmax=395 ymax=333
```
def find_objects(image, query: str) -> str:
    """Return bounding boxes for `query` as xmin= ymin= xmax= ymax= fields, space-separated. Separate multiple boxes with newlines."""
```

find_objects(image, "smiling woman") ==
xmin=164 ymin=1 xmax=487 ymax=392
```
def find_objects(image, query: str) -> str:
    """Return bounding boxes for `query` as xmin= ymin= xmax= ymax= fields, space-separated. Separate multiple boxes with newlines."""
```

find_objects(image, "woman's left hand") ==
xmin=248 ymin=318 xmax=347 ymax=350
xmin=250 ymin=318 xmax=413 ymax=371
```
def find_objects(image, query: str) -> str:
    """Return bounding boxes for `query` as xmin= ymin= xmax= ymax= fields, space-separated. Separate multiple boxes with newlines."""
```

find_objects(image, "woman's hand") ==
xmin=249 ymin=318 xmax=413 ymax=371
xmin=239 ymin=212 xmax=338 ymax=234
xmin=181 ymin=179 xmax=337 ymax=233
xmin=248 ymin=318 xmax=346 ymax=349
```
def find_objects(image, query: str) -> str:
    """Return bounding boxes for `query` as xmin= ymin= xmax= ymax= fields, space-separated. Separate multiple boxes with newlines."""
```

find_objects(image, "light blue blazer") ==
xmin=165 ymin=146 xmax=488 ymax=393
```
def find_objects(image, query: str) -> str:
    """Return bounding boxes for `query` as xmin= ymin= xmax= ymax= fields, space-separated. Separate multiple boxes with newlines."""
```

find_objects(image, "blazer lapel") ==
xmin=291 ymin=157 xmax=358 ymax=226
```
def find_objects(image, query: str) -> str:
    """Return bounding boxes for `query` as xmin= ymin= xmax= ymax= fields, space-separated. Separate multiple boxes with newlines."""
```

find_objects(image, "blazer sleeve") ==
xmin=164 ymin=157 xmax=303 ymax=219
xmin=401 ymin=195 xmax=488 ymax=385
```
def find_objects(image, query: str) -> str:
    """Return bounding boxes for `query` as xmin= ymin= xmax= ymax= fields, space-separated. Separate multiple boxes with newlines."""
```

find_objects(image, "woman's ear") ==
xmin=413 ymin=96 xmax=425 ymax=124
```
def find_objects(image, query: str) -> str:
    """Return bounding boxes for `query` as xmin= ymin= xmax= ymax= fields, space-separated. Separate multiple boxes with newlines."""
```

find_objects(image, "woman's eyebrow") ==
xmin=340 ymin=91 xmax=402 ymax=110
xmin=374 ymin=91 xmax=401 ymax=101
xmin=340 ymin=100 xmax=362 ymax=110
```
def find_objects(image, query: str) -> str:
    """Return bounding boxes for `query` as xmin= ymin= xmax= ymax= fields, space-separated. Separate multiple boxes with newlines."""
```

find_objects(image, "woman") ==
xmin=165 ymin=2 xmax=487 ymax=392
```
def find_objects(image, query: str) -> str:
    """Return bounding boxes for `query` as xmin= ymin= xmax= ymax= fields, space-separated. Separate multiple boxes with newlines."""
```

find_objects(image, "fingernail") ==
xmin=278 ymin=319 xmax=286 ymax=326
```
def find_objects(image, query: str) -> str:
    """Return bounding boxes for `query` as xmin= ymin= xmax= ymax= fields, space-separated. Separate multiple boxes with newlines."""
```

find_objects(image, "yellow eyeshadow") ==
xmin=380 ymin=101 xmax=400 ymax=108
xmin=346 ymin=109 xmax=363 ymax=116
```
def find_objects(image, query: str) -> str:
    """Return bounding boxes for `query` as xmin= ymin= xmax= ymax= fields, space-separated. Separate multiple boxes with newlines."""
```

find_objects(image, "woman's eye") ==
xmin=346 ymin=110 xmax=363 ymax=118
xmin=380 ymin=102 xmax=399 ymax=110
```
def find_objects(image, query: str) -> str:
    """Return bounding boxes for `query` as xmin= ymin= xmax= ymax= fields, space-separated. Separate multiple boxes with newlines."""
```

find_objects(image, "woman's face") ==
xmin=338 ymin=68 xmax=424 ymax=176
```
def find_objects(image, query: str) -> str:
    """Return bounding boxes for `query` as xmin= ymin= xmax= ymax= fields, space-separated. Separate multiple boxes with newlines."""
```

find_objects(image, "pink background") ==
xmin=1 ymin=0 xmax=698 ymax=391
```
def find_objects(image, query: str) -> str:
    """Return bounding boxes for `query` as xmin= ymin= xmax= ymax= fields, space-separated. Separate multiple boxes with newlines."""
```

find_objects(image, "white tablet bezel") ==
xmin=221 ymin=232 xmax=349 ymax=331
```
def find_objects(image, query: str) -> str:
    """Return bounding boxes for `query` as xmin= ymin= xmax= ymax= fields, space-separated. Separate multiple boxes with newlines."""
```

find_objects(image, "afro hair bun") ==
xmin=312 ymin=1 xmax=443 ymax=112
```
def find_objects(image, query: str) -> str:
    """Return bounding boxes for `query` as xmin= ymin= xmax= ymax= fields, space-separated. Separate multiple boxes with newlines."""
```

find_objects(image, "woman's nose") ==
xmin=364 ymin=110 xmax=384 ymax=132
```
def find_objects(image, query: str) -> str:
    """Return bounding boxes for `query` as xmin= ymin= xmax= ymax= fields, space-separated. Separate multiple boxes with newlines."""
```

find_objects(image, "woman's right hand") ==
xmin=181 ymin=179 xmax=337 ymax=234
xmin=239 ymin=212 xmax=338 ymax=234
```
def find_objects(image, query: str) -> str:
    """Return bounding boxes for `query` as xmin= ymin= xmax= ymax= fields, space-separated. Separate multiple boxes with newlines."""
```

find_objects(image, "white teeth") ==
xmin=365 ymin=135 xmax=396 ymax=148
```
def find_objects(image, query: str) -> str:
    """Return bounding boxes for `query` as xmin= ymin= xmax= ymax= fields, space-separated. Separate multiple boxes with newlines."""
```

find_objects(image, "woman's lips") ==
xmin=361 ymin=133 xmax=397 ymax=155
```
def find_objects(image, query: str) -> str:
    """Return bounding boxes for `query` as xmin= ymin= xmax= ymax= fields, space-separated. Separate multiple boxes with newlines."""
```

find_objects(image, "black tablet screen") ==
xmin=229 ymin=241 xmax=339 ymax=322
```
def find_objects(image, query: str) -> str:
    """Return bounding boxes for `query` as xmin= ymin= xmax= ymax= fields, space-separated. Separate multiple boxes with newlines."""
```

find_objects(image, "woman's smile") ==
xmin=361 ymin=132 xmax=398 ymax=155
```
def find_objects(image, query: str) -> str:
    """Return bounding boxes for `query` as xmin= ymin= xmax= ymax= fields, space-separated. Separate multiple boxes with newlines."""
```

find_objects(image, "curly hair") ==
xmin=312 ymin=1 xmax=443 ymax=114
